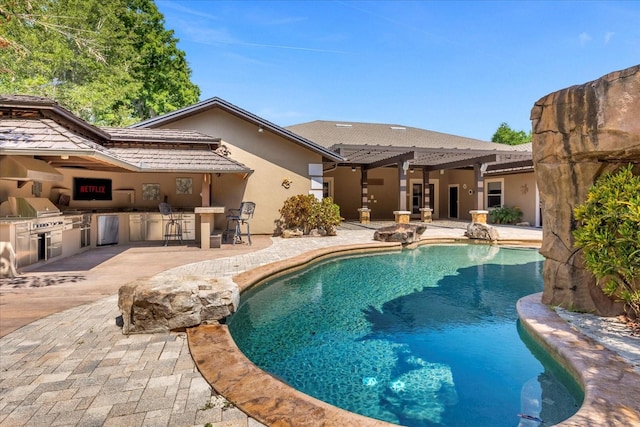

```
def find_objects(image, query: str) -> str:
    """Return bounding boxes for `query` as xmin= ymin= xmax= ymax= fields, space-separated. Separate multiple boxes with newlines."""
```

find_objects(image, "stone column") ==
xmin=469 ymin=210 xmax=488 ymax=224
xmin=393 ymin=210 xmax=410 ymax=224
xmin=419 ymin=208 xmax=432 ymax=223
xmin=358 ymin=208 xmax=371 ymax=224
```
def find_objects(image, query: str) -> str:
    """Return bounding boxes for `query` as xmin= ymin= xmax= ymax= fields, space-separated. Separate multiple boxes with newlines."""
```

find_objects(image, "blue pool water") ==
xmin=228 ymin=244 xmax=583 ymax=426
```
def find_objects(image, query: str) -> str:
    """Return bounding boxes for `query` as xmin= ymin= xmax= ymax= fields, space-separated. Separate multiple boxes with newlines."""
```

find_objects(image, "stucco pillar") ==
xmin=201 ymin=174 xmax=211 ymax=207
xmin=359 ymin=168 xmax=370 ymax=223
xmin=474 ymin=163 xmax=485 ymax=210
xmin=360 ymin=168 xmax=368 ymax=209
xmin=422 ymin=167 xmax=431 ymax=210
xmin=398 ymin=161 xmax=407 ymax=211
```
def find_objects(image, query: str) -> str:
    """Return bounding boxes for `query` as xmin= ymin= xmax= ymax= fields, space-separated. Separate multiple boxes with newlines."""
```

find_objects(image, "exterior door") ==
xmin=448 ymin=185 xmax=459 ymax=219
xmin=410 ymin=181 xmax=422 ymax=218
xmin=410 ymin=180 xmax=436 ymax=218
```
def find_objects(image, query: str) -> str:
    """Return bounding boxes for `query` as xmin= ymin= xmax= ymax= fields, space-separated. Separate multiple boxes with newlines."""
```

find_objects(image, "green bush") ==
xmin=488 ymin=205 xmax=523 ymax=224
xmin=573 ymin=164 xmax=640 ymax=318
xmin=278 ymin=194 xmax=341 ymax=236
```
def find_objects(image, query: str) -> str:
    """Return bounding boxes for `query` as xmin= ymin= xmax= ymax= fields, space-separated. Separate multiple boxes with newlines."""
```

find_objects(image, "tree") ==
xmin=0 ymin=0 xmax=200 ymax=126
xmin=491 ymin=122 xmax=532 ymax=145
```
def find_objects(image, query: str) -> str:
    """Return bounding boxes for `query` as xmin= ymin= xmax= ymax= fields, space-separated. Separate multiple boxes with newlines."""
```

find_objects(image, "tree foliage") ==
xmin=491 ymin=122 xmax=532 ymax=145
xmin=0 ymin=0 xmax=200 ymax=125
xmin=573 ymin=164 xmax=640 ymax=318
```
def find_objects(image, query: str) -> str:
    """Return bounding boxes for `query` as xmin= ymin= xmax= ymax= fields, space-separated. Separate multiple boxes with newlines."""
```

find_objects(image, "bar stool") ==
xmin=159 ymin=202 xmax=182 ymax=246
xmin=224 ymin=201 xmax=255 ymax=245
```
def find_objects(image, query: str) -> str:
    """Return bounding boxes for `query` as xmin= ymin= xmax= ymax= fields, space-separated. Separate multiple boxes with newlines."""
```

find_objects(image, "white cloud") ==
xmin=579 ymin=32 xmax=592 ymax=46
xmin=604 ymin=32 xmax=615 ymax=44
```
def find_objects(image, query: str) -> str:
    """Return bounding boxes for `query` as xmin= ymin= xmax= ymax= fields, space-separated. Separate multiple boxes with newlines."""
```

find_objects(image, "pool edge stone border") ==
xmin=517 ymin=293 xmax=640 ymax=426
xmin=187 ymin=239 xmax=639 ymax=426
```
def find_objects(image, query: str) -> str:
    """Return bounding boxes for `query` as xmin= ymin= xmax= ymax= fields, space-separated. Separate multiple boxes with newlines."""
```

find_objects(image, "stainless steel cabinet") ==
xmin=145 ymin=214 xmax=164 ymax=241
xmin=129 ymin=214 xmax=144 ymax=241
xmin=179 ymin=214 xmax=196 ymax=241
xmin=15 ymin=223 xmax=37 ymax=268
xmin=128 ymin=212 xmax=195 ymax=242
xmin=48 ymin=229 xmax=62 ymax=258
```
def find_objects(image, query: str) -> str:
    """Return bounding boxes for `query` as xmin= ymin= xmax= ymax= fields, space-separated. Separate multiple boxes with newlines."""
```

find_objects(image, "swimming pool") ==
xmin=228 ymin=244 xmax=583 ymax=426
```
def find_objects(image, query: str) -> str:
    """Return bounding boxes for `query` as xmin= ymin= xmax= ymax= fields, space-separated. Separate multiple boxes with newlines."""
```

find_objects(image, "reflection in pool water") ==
xmin=228 ymin=244 xmax=583 ymax=426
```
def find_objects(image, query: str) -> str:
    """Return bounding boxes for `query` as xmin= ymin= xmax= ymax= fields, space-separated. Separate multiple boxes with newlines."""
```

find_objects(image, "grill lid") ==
xmin=8 ymin=197 xmax=61 ymax=217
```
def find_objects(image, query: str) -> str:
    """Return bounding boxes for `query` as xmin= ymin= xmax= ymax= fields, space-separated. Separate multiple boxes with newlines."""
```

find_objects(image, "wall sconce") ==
xmin=258 ymin=126 xmax=264 ymax=133
xmin=440 ymin=169 xmax=445 ymax=175
xmin=409 ymin=168 xmax=415 ymax=173
xmin=60 ymin=154 xmax=69 ymax=160
xmin=402 ymin=161 xmax=409 ymax=172
xmin=351 ymin=166 xmax=357 ymax=172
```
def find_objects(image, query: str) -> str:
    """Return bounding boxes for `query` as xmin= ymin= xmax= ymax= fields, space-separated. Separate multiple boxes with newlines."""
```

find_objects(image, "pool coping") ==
xmin=187 ymin=238 xmax=640 ymax=426
xmin=517 ymin=293 xmax=640 ymax=426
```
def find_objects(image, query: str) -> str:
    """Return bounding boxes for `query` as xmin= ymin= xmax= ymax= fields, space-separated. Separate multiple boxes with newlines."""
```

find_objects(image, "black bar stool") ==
xmin=159 ymin=202 xmax=182 ymax=246
xmin=224 ymin=202 xmax=256 ymax=245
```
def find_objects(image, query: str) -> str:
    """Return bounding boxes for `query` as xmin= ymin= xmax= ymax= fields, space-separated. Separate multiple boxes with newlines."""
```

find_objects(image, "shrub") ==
xmin=573 ymin=164 xmax=640 ymax=318
xmin=278 ymin=194 xmax=341 ymax=236
xmin=488 ymin=205 xmax=523 ymax=224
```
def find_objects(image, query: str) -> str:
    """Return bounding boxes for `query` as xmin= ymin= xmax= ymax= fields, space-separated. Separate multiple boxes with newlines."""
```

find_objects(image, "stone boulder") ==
xmin=281 ymin=228 xmax=303 ymax=238
xmin=373 ymin=223 xmax=427 ymax=245
xmin=465 ymin=222 xmax=499 ymax=242
xmin=118 ymin=275 xmax=239 ymax=334
xmin=530 ymin=64 xmax=640 ymax=316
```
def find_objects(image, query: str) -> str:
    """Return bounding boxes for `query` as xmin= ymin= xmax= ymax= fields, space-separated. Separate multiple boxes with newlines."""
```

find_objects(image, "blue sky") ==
xmin=155 ymin=0 xmax=639 ymax=141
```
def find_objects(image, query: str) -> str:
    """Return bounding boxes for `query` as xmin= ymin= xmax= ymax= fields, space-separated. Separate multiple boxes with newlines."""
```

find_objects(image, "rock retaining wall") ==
xmin=530 ymin=64 xmax=640 ymax=315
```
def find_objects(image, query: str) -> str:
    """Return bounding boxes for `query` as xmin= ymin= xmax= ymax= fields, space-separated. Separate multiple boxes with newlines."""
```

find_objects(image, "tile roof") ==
xmin=0 ymin=118 xmax=124 ymax=159
xmin=103 ymin=127 xmax=221 ymax=145
xmin=0 ymin=118 xmax=250 ymax=173
xmin=108 ymin=147 xmax=250 ymax=173
xmin=286 ymin=120 xmax=526 ymax=152
xmin=286 ymin=120 xmax=532 ymax=169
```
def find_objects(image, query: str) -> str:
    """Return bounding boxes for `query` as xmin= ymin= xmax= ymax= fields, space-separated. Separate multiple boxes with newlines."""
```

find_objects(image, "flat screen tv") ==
xmin=73 ymin=178 xmax=112 ymax=201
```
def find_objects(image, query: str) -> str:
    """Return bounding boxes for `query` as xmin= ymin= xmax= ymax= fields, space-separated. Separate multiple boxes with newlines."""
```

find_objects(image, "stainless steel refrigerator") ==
xmin=97 ymin=215 xmax=119 ymax=246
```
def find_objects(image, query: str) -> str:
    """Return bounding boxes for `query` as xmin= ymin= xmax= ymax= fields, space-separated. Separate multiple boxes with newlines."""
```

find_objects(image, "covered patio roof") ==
xmin=287 ymin=120 xmax=533 ymax=172
xmin=0 ymin=95 xmax=251 ymax=174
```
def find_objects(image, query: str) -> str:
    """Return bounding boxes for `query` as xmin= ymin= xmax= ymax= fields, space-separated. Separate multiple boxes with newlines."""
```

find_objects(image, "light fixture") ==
xmin=258 ymin=126 xmax=264 ymax=133
xmin=440 ymin=169 xmax=445 ymax=175
xmin=409 ymin=168 xmax=414 ymax=173
xmin=480 ymin=163 xmax=488 ymax=173
xmin=402 ymin=161 xmax=409 ymax=172
xmin=60 ymin=154 xmax=69 ymax=160
xmin=351 ymin=166 xmax=356 ymax=172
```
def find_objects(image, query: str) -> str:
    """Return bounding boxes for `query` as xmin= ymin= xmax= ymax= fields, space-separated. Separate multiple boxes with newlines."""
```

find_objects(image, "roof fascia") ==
xmin=485 ymin=160 xmax=534 ymax=172
xmin=365 ymin=151 xmax=415 ymax=170
xmin=421 ymin=154 xmax=498 ymax=172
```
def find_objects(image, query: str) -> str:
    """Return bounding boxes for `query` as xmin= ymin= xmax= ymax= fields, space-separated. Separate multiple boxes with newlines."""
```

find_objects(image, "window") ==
xmin=486 ymin=179 xmax=503 ymax=208
xmin=323 ymin=177 xmax=334 ymax=198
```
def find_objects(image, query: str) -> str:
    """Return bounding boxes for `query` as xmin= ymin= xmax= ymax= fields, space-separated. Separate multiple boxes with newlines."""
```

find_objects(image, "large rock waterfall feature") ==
xmin=531 ymin=65 xmax=640 ymax=316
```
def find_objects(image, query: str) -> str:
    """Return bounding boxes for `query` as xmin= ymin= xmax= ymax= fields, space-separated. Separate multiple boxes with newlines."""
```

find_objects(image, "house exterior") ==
xmin=1 ymin=93 xmax=538 ymax=274
xmin=134 ymin=101 xmax=538 ymax=228
xmin=285 ymin=121 xmax=537 ymax=225
xmin=130 ymin=97 xmax=343 ymax=234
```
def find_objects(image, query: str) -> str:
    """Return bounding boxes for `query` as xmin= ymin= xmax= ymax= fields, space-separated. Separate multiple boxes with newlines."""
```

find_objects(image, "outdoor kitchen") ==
xmin=0 ymin=95 xmax=253 ymax=278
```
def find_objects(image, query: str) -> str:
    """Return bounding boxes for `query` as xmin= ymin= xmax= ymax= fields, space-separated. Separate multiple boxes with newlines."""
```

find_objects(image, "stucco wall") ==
xmin=158 ymin=110 xmax=323 ymax=234
xmin=501 ymin=172 xmax=537 ymax=225
xmin=0 ymin=170 xmax=204 ymax=212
